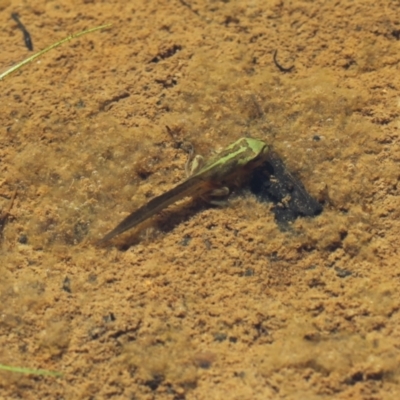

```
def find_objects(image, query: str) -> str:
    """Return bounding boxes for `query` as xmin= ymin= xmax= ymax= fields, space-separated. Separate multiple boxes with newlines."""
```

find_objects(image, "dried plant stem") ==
xmin=0 ymin=23 xmax=112 ymax=81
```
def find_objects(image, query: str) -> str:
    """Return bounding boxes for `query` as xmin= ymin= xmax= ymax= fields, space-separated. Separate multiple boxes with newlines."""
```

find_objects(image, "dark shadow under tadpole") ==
xmin=249 ymin=151 xmax=323 ymax=228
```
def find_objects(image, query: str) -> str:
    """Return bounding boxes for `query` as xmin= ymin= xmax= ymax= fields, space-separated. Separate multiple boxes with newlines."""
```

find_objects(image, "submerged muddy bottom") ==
xmin=0 ymin=1 xmax=399 ymax=399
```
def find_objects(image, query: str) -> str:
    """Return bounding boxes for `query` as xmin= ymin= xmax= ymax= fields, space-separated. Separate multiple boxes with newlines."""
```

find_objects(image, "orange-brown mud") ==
xmin=1 ymin=1 xmax=400 ymax=399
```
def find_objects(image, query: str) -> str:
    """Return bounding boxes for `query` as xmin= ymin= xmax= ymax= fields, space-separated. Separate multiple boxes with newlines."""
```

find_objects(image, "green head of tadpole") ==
xmin=235 ymin=137 xmax=270 ymax=168
xmin=245 ymin=137 xmax=269 ymax=156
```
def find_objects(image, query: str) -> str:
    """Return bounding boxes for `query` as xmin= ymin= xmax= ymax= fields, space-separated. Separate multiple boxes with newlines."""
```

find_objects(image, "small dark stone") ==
xmin=243 ymin=268 xmax=254 ymax=277
xmin=335 ymin=267 xmax=352 ymax=278
xmin=392 ymin=30 xmax=400 ymax=40
xmin=312 ymin=135 xmax=321 ymax=141
xmin=144 ymin=375 xmax=164 ymax=391
xmin=18 ymin=234 xmax=28 ymax=244
xmin=198 ymin=360 xmax=211 ymax=369
xmin=62 ymin=276 xmax=72 ymax=293
xmin=213 ymin=333 xmax=227 ymax=342
xmin=103 ymin=312 xmax=116 ymax=323
xmin=180 ymin=234 xmax=191 ymax=246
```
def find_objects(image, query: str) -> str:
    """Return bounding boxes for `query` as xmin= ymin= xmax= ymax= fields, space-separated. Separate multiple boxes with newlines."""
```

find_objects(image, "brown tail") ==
xmin=98 ymin=177 xmax=208 ymax=244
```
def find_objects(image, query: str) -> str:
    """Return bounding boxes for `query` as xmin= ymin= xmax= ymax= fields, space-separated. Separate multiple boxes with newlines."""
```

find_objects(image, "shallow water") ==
xmin=1 ymin=1 xmax=399 ymax=398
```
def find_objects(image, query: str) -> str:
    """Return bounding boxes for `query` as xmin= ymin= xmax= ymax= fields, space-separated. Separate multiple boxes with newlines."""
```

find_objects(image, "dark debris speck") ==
xmin=214 ymin=333 xmax=227 ymax=342
xmin=18 ymin=234 xmax=28 ymax=244
xmin=62 ymin=276 xmax=71 ymax=293
xmin=180 ymin=234 xmax=191 ymax=246
xmin=243 ymin=268 xmax=254 ymax=277
xmin=335 ymin=267 xmax=352 ymax=278
xmin=144 ymin=374 xmax=164 ymax=391
xmin=103 ymin=312 xmax=116 ymax=323
xmin=392 ymin=30 xmax=400 ymax=40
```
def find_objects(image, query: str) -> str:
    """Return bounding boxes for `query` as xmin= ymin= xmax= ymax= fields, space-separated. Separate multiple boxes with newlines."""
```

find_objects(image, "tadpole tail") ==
xmin=98 ymin=177 xmax=208 ymax=244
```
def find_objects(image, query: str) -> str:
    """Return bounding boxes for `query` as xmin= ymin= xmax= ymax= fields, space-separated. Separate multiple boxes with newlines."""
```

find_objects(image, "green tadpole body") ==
xmin=99 ymin=137 xmax=269 ymax=243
